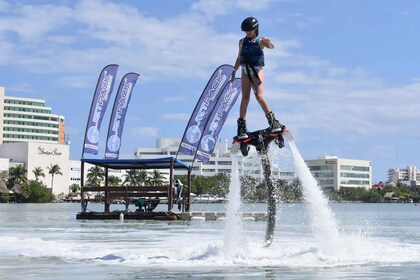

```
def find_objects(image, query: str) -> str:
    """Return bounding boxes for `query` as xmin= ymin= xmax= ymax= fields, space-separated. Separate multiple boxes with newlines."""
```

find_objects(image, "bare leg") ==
xmin=251 ymin=69 xmax=271 ymax=114
xmin=239 ymin=71 xmax=252 ymax=119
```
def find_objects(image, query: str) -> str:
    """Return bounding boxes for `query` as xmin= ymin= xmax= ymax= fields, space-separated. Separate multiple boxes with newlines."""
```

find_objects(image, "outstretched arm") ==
xmin=260 ymin=37 xmax=274 ymax=49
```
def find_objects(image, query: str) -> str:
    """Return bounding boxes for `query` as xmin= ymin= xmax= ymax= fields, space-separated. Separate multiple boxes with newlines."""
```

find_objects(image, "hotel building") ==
xmin=305 ymin=156 xmax=372 ymax=191
xmin=387 ymin=166 xmax=420 ymax=187
xmin=0 ymin=87 xmax=65 ymax=144
xmin=0 ymin=87 xmax=69 ymax=195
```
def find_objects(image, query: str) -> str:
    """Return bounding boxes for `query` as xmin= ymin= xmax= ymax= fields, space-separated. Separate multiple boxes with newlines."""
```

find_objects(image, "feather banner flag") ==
xmin=195 ymin=78 xmax=241 ymax=162
xmin=177 ymin=64 xmax=234 ymax=157
xmin=105 ymin=72 xmax=140 ymax=159
xmin=82 ymin=64 xmax=119 ymax=156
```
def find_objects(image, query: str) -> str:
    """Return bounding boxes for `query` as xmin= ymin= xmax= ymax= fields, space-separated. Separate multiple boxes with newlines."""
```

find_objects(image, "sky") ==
xmin=0 ymin=0 xmax=419 ymax=183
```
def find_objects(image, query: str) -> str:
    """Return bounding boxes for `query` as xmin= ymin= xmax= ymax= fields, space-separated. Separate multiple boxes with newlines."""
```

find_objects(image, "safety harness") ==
xmin=240 ymin=36 xmax=265 ymax=85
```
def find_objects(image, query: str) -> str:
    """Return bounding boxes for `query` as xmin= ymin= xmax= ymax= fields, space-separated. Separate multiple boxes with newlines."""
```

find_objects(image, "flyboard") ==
xmin=232 ymin=126 xmax=292 ymax=247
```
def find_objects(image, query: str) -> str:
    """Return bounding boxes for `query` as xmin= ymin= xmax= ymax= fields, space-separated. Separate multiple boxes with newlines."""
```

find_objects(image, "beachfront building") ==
xmin=0 ymin=87 xmax=65 ymax=144
xmin=0 ymin=87 xmax=69 ymax=195
xmin=134 ymin=138 xmax=295 ymax=182
xmin=305 ymin=156 xmax=372 ymax=191
xmin=387 ymin=166 xmax=420 ymax=187
xmin=0 ymin=142 xmax=70 ymax=195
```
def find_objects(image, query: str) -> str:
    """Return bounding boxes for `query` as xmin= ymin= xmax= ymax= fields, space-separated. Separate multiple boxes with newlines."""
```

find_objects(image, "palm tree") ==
xmin=47 ymin=163 xmax=63 ymax=193
xmin=149 ymin=170 xmax=165 ymax=186
xmin=108 ymin=175 xmax=121 ymax=186
xmin=8 ymin=165 xmax=27 ymax=189
xmin=86 ymin=166 xmax=105 ymax=187
xmin=138 ymin=170 xmax=149 ymax=186
xmin=123 ymin=169 xmax=140 ymax=186
xmin=33 ymin=167 xmax=45 ymax=181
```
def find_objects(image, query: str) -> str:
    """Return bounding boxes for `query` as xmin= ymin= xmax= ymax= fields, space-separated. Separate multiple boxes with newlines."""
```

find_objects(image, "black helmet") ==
xmin=241 ymin=17 xmax=259 ymax=31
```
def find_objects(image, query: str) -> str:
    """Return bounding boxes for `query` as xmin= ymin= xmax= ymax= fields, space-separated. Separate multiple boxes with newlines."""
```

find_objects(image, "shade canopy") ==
xmin=81 ymin=157 xmax=191 ymax=170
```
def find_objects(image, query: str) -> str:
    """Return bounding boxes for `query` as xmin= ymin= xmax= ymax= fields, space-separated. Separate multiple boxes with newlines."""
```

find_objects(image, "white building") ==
xmin=0 ymin=87 xmax=69 ymax=195
xmin=134 ymin=138 xmax=295 ymax=182
xmin=0 ymin=142 xmax=70 ymax=195
xmin=0 ymin=87 xmax=65 ymax=144
xmin=305 ymin=156 xmax=372 ymax=191
xmin=387 ymin=166 xmax=420 ymax=187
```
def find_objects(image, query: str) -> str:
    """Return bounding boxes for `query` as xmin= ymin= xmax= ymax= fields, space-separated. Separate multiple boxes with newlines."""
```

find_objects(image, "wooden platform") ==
xmin=76 ymin=211 xmax=268 ymax=221
xmin=76 ymin=211 xmax=180 ymax=220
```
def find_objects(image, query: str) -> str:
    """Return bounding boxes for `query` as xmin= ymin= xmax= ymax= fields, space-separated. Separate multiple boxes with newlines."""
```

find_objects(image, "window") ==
xmin=341 ymin=165 xmax=369 ymax=172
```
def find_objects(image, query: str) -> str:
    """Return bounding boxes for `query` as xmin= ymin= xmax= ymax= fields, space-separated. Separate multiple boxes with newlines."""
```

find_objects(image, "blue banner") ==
xmin=82 ymin=64 xmax=119 ymax=156
xmin=178 ymin=64 xmax=234 ymax=156
xmin=195 ymin=78 xmax=241 ymax=162
xmin=105 ymin=72 xmax=140 ymax=159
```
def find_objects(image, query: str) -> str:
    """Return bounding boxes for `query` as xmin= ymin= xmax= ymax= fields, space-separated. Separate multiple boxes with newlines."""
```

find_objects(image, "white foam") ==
xmin=1 ymin=226 xmax=420 ymax=269
xmin=223 ymin=153 xmax=242 ymax=256
xmin=286 ymin=137 xmax=342 ymax=256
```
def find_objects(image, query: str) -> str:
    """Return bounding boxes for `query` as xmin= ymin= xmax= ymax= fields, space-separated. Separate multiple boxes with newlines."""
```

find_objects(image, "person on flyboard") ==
xmin=231 ymin=17 xmax=285 ymax=140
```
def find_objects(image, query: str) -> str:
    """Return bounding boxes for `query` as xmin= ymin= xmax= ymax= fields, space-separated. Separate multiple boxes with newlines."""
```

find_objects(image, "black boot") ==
xmin=266 ymin=111 xmax=284 ymax=133
xmin=237 ymin=118 xmax=248 ymax=140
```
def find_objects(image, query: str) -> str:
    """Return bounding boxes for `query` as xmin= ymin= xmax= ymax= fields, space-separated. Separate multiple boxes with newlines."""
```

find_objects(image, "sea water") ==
xmin=1 ymin=203 xmax=420 ymax=279
xmin=1 ymin=140 xmax=420 ymax=279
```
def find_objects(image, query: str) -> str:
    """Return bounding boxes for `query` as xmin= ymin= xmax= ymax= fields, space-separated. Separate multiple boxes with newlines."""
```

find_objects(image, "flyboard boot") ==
xmin=237 ymin=118 xmax=248 ymax=140
xmin=265 ymin=111 xmax=285 ymax=134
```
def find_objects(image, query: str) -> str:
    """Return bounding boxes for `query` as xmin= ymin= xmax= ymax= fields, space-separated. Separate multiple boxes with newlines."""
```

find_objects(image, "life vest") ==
xmin=240 ymin=36 xmax=265 ymax=67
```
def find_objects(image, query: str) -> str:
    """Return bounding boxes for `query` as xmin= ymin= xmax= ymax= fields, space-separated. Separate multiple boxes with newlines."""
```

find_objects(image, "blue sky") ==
xmin=0 ymin=0 xmax=419 ymax=182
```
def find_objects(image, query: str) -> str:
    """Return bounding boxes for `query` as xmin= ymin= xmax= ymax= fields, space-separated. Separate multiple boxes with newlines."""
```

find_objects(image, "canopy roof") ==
xmin=81 ymin=157 xmax=191 ymax=170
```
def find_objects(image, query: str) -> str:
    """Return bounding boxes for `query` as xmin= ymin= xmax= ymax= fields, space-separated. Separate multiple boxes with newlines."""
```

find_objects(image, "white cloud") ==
xmin=159 ymin=113 xmax=190 ymax=121
xmin=132 ymin=126 xmax=159 ymax=138
xmin=190 ymin=0 xmax=275 ymax=19
xmin=0 ymin=3 xmax=72 ymax=40
xmin=262 ymin=58 xmax=420 ymax=140
xmin=0 ymin=0 xmax=241 ymax=80
xmin=5 ymin=83 xmax=34 ymax=93
xmin=59 ymin=75 xmax=93 ymax=89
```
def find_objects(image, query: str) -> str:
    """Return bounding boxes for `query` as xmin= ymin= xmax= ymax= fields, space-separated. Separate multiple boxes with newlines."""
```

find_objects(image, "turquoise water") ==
xmin=0 ymin=202 xmax=420 ymax=279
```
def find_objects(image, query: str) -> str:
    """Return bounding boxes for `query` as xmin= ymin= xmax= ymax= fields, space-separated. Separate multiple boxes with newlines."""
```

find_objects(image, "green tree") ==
xmin=362 ymin=188 xmax=383 ymax=203
xmin=108 ymin=175 xmax=122 ymax=186
xmin=47 ymin=164 xmax=63 ymax=193
xmin=149 ymin=170 xmax=165 ymax=186
xmin=8 ymin=165 xmax=27 ymax=189
xmin=21 ymin=180 xmax=54 ymax=203
xmin=207 ymin=173 xmax=230 ymax=196
xmin=69 ymin=183 xmax=80 ymax=193
xmin=86 ymin=166 xmax=105 ymax=187
xmin=33 ymin=167 xmax=45 ymax=181
xmin=138 ymin=170 xmax=149 ymax=186
xmin=193 ymin=175 xmax=209 ymax=194
xmin=123 ymin=169 xmax=140 ymax=186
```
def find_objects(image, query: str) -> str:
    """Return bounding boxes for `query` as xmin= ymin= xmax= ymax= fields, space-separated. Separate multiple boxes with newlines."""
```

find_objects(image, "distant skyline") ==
xmin=0 ymin=0 xmax=419 ymax=182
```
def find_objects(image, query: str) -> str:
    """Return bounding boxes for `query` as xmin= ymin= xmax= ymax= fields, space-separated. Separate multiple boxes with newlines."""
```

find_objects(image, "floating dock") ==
xmin=76 ymin=211 xmax=268 ymax=221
